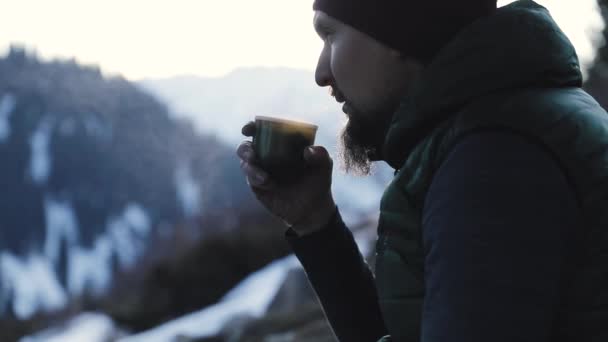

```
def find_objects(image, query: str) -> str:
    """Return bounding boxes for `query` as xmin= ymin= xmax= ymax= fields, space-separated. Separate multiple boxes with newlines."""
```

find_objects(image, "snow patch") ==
xmin=121 ymin=255 xmax=299 ymax=341
xmin=123 ymin=203 xmax=151 ymax=236
xmin=0 ymin=253 xmax=67 ymax=320
xmin=0 ymin=93 xmax=16 ymax=142
xmin=21 ymin=312 xmax=121 ymax=342
xmin=44 ymin=196 xmax=79 ymax=265
xmin=174 ymin=162 xmax=202 ymax=217
xmin=108 ymin=203 xmax=151 ymax=268
xmin=0 ymin=195 xmax=81 ymax=318
xmin=0 ymin=200 xmax=152 ymax=318
xmin=67 ymin=237 xmax=113 ymax=297
xmin=28 ymin=118 xmax=53 ymax=185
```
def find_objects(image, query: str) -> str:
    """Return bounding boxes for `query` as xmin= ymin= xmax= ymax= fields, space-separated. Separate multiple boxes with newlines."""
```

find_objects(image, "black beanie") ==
xmin=313 ymin=0 xmax=497 ymax=64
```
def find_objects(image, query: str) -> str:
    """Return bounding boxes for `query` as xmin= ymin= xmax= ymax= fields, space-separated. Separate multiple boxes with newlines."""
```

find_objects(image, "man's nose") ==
xmin=315 ymin=45 xmax=332 ymax=88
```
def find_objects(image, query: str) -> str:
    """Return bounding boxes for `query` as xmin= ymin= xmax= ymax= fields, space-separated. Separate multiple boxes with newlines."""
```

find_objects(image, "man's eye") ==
xmin=316 ymin=25 xmax=334 ymax=40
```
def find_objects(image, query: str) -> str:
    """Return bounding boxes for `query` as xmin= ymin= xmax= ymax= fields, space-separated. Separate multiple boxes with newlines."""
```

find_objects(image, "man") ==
xmin=237 ymin=0 xmax=608 ymax=341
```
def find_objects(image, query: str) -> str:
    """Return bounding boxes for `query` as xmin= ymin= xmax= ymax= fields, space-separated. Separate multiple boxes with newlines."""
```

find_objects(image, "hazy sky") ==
xmin=0 ymin=0 xmax=603 ymax=80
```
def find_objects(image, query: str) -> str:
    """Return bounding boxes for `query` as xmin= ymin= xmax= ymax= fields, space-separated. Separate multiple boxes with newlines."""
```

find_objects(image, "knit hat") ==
xmin=313 ymin=0 xmax=497 ymax=64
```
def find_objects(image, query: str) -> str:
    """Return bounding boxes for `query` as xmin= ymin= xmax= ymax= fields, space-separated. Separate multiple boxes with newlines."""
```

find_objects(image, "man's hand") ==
xmin=236 ymin=121 xmax=337 ymax=236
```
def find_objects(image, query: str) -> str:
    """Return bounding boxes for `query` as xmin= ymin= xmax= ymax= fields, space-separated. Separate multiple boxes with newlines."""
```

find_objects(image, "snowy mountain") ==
xmin=138 ymin=67 xmax=394 ymax=224
xmin=1 ymin=53 xmax=390 ymax=339
xmin=0 ymin=47 xmax=257 ymax=324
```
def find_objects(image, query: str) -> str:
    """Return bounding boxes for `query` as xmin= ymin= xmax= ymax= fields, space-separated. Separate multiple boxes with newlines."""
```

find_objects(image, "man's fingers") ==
xmin=236 ymin=141 xmax=255 ymax=162
xmin=249 ymin=178 xmax=276 ymax=193
xmin=240 ymin=160 xmax=272 ymax=188
xmin=303 ymin=146 xmax=332 ymax=168
xmin=242 ymin=121 xmax=256 ymax=137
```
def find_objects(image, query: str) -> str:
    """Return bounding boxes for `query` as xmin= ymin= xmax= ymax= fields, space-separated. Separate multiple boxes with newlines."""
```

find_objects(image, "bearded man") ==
xmin=237 ymin=1 xmax=608 ymax=341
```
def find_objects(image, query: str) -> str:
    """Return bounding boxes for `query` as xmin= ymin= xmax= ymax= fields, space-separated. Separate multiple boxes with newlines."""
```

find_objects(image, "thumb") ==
xmin=303 ymin=146 xmax=332 ymax=167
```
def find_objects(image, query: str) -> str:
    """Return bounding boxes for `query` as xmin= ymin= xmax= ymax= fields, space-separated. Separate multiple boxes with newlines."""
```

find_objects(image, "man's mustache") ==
xmin=329 ymin=86 xmax=346 ymax=103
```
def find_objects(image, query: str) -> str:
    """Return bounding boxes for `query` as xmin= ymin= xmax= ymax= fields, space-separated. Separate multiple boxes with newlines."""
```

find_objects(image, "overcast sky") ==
xmin=0 ymin=0 xmax=603 ymax=80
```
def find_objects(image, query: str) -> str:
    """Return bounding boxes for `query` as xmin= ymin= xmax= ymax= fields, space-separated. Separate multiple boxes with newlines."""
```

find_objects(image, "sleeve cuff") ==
xmin=284 ymin=205 xmax=342 ymax=241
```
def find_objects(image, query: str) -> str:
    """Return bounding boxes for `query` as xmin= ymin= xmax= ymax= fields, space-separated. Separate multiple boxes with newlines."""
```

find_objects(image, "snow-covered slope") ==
xmin=21 ymin=255 xmax=300 ymax=342
xmin=1 ymin=199 xmax=152 ymax=320
xmin=22 ymin=223 xmax=376 ymax=341
xmin=121 ymin=255 xmax=300 ymax=342
xmin=0 ymin=51 xmax=254 ymax=321
xmin=21 ymin=313 xmax=124 ymax=342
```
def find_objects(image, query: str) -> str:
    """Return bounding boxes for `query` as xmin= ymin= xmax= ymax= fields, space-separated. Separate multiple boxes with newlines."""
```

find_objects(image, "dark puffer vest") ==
xmin=375 ymin=1 xmax=608 ymax=341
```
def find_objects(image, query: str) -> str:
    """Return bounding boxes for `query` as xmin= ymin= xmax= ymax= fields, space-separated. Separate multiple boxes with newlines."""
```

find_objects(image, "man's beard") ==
xmin=337 ymin=104 xmax=393 ymax=176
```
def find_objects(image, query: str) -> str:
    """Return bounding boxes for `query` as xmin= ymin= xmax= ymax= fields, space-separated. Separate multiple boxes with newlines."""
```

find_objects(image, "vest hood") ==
xmin=381 ymin=0 xmax=583 ymax=169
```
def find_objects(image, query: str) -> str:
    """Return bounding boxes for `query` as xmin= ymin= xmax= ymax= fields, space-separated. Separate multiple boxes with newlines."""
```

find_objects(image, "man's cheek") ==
xmin=331 ymin=52 xmax=353 ymax=91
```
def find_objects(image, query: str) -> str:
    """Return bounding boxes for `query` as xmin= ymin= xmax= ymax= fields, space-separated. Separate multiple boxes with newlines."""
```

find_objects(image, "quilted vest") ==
xmin=372 ymin=1 xmax=608 ymax=341
xmin=375 ymin=88 xmax=608 ymax=341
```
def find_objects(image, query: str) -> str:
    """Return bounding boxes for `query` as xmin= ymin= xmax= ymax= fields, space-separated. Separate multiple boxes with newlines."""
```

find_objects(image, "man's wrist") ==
xmin=289 ymin=197 xmax=338 ymax=237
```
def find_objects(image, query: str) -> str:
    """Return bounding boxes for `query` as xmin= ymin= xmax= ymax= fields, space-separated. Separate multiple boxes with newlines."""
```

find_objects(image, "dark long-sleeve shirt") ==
xmin=287 ymin=131 xmax=579 ymax=342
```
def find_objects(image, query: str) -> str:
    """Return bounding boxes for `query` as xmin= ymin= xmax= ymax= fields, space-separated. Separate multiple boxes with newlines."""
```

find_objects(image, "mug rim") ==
xmin=255 ymin=115 xmax=318 ymax=130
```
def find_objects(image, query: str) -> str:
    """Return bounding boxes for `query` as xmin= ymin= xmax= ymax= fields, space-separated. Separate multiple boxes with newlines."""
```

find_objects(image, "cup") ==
xmin=252 ymin=115 xmax=318 ymax=183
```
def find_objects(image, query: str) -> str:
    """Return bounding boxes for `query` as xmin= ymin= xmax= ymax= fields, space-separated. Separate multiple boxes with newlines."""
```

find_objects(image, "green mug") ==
xmin=252 ymin=116 xmax=318 ymax=184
